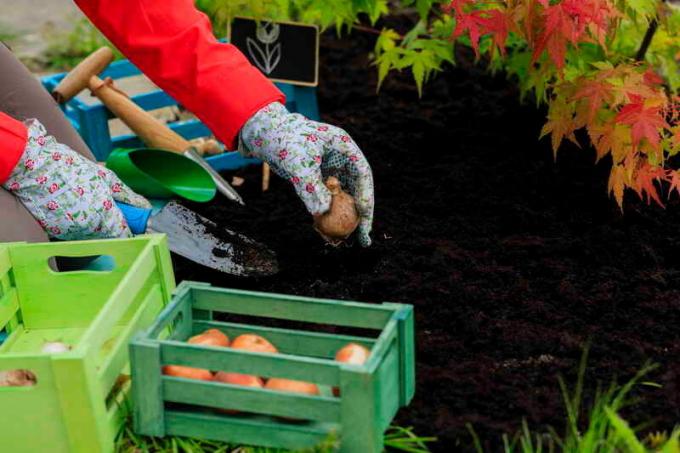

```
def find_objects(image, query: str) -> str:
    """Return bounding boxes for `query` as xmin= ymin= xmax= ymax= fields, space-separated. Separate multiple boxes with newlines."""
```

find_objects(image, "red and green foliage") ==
xmin=375 ymin=0 xmax=680 ymax=208
xmin=200 ymin=0 xmax=680 ymax=207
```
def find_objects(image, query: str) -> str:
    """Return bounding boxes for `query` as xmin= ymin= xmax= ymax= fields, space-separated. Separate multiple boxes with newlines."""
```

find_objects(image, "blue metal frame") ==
xmin=41 ymin=59 xmax=320 ymax=171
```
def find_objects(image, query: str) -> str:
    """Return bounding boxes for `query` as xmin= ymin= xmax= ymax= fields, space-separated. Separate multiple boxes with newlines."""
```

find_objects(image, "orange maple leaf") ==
xmin=588 ymin=122 xmax=631 ymax=163
xmin=668 ymin=170 xmax=680 ymax=199
xmin=572 ymin=78 xmax=616 ymax=121
xmin=541 ymin=95 xmax=579 ymax=155
xmin=608 ymin=164 xmax=626 ymax=208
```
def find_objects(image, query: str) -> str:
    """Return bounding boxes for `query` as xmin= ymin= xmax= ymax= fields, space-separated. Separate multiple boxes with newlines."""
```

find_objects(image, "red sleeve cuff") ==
xmin=0 ymin=112 xmax=27 ymax=184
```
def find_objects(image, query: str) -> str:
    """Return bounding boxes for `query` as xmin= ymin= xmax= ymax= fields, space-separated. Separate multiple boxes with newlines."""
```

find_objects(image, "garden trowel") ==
xmin=116 ymin=201 xmax=278 ymax=277
xmin=88 ymin=75 xmax=245 ymax=205
xmin=51 ymin=50 xmax=245 ymax=205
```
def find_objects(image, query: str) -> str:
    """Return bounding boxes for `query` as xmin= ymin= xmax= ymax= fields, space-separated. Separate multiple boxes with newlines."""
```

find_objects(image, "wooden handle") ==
xmin=88 ymin=75 xmax=191 ymax=153
xmin=52 ymin=47 xmax=114 ymax=104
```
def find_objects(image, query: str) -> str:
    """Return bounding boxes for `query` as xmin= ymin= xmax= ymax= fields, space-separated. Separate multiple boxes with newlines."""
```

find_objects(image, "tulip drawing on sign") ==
xmin=247 ymin=22 xmax=282 ymax=75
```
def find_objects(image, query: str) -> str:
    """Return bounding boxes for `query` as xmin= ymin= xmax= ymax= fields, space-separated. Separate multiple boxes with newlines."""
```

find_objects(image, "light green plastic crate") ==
xmin=0 ymin=235 xmax=175 ymax=453
xmin=131 ymin=281 xmax=416 ymax=452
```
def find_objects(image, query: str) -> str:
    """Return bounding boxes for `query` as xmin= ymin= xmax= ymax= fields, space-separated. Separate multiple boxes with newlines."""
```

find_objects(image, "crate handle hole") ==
xmin=49 ymin=255 xmax=116 ymax=273
xmin=0 ymin=369 xmax=37 ymax=388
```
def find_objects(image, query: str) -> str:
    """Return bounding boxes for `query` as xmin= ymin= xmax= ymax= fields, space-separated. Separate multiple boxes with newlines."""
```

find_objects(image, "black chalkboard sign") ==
xmin=228 ymin=17 xmax=319 ymax=87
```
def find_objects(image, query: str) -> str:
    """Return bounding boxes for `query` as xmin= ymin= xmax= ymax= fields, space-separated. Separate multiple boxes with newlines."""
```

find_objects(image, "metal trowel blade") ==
xmin=148 ymin=201 xmax=278 ymax=277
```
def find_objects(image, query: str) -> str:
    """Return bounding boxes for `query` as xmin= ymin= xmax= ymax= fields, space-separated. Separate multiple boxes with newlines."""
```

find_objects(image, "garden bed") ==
xmin=174 ymin=28 xmax=680 ymax=451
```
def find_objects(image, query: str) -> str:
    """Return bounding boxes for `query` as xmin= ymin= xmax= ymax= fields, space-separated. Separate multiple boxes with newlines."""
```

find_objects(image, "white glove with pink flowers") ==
xmin=2 ymin=119 xmax=150 ymax=240
xmin=240 ymin=102 xmax=375 ymax=246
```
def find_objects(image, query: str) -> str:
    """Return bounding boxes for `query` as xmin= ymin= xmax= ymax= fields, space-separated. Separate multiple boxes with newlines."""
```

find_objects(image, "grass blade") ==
xmin=604 ymin=407 xmax=645 ymax=453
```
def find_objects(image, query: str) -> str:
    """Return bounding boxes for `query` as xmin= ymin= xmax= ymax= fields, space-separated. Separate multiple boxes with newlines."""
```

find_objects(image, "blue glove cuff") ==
xmin=115 ymin=202 xmax=151 ymax=235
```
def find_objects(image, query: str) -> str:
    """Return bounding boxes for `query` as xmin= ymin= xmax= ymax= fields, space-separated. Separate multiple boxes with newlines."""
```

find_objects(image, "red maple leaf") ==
xmin=449 ymin=3 xmax=511 ymax=57
xmin=445 ymin=0 xmax=474 ymax=15
xmin=452 ymin=10 xmax=485 ymax=55
xmin=476 ymin=9 xmax=512 ymax=55
xmin=615 ymin=96 xmax=670 ymax=150
xmin=643 ymin=69 xmax=665 ymax=87
xmin=532 ymin=0 xmax=618 ymax=69
xmin=532 ymin=3 xmax=575 ymax=69
xmin=633 ymin=163 xmax=666 ymax=206
xmin=564 ymin=0 xmax=618 ymax=45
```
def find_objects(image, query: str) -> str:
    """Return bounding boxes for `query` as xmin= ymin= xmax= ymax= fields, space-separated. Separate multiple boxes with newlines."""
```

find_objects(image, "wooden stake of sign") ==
xmin=262 ymin=163 xmax=271 ymax=192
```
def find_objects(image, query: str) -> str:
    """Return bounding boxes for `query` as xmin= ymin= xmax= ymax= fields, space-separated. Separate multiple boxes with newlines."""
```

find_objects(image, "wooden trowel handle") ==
xmin=52 ymin=47 xmax=114 ymax=104
xmin=88 ymin=75 xmax=191 ymax=152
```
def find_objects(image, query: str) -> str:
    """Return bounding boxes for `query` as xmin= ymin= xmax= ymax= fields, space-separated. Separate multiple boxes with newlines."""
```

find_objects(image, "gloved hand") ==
xmin=2 ymin=119 xmax=150 ymax=240
xmin=240 ymin=102 xmax=374 ymax=246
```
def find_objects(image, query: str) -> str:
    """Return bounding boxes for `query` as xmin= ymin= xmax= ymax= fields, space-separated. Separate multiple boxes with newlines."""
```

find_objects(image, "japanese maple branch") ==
xmin=636 ymin=0 xmax=667 ymax=61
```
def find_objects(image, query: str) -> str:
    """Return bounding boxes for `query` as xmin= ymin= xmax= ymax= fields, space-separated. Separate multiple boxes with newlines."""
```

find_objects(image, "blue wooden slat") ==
xmin=100 ymin=59 xmax=142 ymax=80
xmin=111 ymin=121 xmax=213 ymax=149
xmin=205 ymin=152 xmax=261 ymax=172
xmin=78 ymin=91 xmax=178 ymax=121
xmin=126 ymin=91 xmax=177 ymax=113
xmin=111 ymin=135 xmax=145 ymax=150
xmin=168 ymin=121 xmax=213 ymax=140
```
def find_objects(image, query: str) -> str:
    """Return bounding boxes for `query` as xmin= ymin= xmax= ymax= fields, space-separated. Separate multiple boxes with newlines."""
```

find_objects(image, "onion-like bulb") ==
xmin=313 ymin=177 xmax=360 ymax=245
xmin=41 ymin=342 xmax=71 ymax=354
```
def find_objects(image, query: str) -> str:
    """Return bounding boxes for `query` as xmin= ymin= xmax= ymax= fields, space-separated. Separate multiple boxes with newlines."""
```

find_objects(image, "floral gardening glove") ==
xmin=240 ymin=102 xmax=375 ymax=246
xmin=2 ymin=119 xmax=150 ymax=240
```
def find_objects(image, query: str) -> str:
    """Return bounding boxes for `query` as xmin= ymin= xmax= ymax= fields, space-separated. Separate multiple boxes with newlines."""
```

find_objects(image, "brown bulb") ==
xmin=313 ymin=177 xmax=360 ymax=244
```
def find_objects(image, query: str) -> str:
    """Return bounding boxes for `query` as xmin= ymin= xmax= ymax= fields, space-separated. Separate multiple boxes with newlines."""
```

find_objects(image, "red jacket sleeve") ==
xmin=75 ymin=0 xmax=285 ymax=149
xmin=0 ymin=112 xmax=27 ymax=184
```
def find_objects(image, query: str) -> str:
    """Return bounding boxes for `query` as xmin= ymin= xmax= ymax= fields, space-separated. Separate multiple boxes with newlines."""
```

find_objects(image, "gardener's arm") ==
xmin=76 ymin=0 xmax=374 ymax=246
xmin=0 ymin=112 xmax=28 ymax=183
xmin=0 ymin=113 xmax=124 ymax=242
xmin=0 ymin=115 xmax=151 ymax=240
xmin=74 ymin=0 xmax=283 ymax=149
xmin=0 ymin=42 xmax=148 ymax=243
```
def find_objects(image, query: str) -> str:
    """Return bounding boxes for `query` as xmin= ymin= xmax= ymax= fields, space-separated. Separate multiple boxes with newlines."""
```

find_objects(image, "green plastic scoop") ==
xmin=106 ymin=147 xmax=216 ymax=202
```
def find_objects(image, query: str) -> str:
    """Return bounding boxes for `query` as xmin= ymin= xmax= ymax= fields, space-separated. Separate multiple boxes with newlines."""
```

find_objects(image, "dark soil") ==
xmin=175 ymin=27 xmax=680 ymax=452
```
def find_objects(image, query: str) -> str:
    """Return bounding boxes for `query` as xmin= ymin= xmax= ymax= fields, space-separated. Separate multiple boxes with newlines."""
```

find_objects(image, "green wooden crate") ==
xmin=0 ymin=235 xmax=176 ymax=453
xmin=130 ymin=282 xmax=416 ymax=452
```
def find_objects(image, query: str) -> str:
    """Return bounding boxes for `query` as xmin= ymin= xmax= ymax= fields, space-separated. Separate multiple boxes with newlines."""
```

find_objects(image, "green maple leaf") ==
xmin=624 ymin=0 xmax=658 ymax=19
xmin=412 ymin=58 xmax=427 ymax=95
xmin=375 ymin=28 xmax=401 ymax=53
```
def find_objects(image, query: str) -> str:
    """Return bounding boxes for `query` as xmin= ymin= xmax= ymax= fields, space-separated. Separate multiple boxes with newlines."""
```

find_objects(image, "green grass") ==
xmin=469 ymin=347 xmax=679 ymax=452
xmin=43 ymin=18 xmax=122 ymax=70
xmin=116 ymin=421 xmax=435 ymax=453
xmin=0 ymin=24 xmax=17 ymax=46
